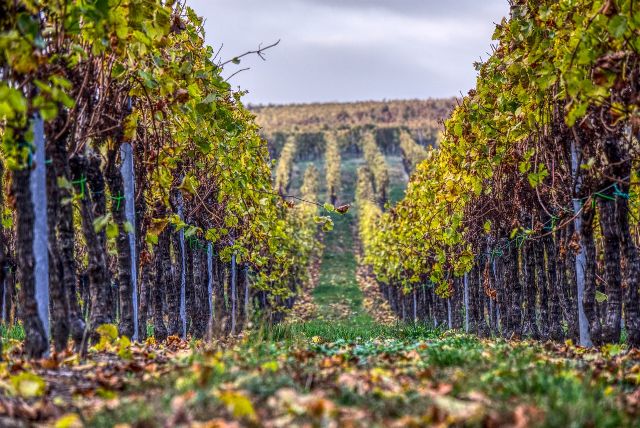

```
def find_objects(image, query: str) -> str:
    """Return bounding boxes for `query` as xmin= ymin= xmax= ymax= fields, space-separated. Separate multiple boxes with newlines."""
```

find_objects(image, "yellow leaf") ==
xmin=54 ymin=413 xmax=83 ymax=428
xmin=261 ymin=361 xmax=279 ymax=372
xmin=178 ymin=175 xmax=199 ymax=195
xmin=218 ymin=391 xmax=256 ymax=420
xmin=10 ymin=372 xmax=46 ymax=398
xmin=118 ymin=335 xmax=131 ymax=348
xmin=123 ymin=111 xmax=139 ymax=141
xmin=96 ymin=323 xmax=119 ymax=342
xmin=117 ymin=336 xmax=133 ymax=360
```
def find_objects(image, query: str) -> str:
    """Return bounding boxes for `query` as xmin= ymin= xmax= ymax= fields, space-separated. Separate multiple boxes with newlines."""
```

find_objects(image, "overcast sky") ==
xmin=188 ymin=0 xmax=510 ymax=105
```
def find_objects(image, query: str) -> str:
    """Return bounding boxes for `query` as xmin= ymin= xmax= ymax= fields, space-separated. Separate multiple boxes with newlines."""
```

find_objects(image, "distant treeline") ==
xmin=250 ymin=99 xmax=456 ymax=160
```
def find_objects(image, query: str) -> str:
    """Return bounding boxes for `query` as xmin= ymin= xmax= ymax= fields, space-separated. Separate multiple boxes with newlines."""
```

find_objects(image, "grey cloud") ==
xmin=238 ymin=44 xmax=454 ymax=103
xmin=301 ymin=0 xmax=507 ymax=19
xmin=187 ymin=0 xmax=509 ymax=104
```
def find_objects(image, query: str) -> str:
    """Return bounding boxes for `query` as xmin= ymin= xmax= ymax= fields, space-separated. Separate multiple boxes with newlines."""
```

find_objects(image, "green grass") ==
xmin=337 ymin=157 xmax=365 ymax=203
xmin=312 ymin=210 xmax=368 ymax=318
xmin=384 ymin=155 xmax=408 ymax=205
xmin=90 ymin=400 xmax=158 ymax=428
xmin=0 ymin=322 xmax=25 ymax=343
xmin=303 ymin=154 xmax=411 ymax=334
xmin=270 ymin=319 xmax=441 ymax=343
xmin=308 ymin=155 xmax=370 ymax=323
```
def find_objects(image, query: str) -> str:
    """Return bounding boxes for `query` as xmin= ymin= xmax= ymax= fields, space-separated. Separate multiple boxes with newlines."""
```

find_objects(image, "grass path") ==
xmin=311 ymin=155 xmax=367 ymax=324
xmin=311 ymin=155 xmax=407 ymax=325
xmin=312 ymin=211 xmax=369 ymax=323
xmin=275 ymin=155 xmax=405 ymax=340
xmin=279 ymin=155 xmax=386 ymax=339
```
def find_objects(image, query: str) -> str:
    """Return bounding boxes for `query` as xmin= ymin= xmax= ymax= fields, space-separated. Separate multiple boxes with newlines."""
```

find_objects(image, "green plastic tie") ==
xmin=594 ymin=192 xmax=616 ymax=202
xmin=543 ymin=215 xmax=558 ymax=231
xmin=71 ymin=175 xmax=87 ymax=199
xmin=111 ymin=192 xmax=125 ymax=210
xmin=490 ymin=248 xmax=503 ymax=260
xmin=193 ymin=237 xmax=206 ymax=251
xmin=187 ymin=235 xmax=199 ymax=250
xmin=613 ymin=184 xmax=630 ymax=200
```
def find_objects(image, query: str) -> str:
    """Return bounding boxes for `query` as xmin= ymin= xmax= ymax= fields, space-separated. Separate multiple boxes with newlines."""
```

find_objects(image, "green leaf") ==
xmin=106 ymin=222 xmax=119 ymax=239
xmin=49 ymin=75 xmax=73 ymax=90
xmin=146 ymin=232 xmax=159 ymax=245
xmin=323 ymin=222 xmax=334 ymax=232
xmin=608 ymin=15 xmax=628 ymax=38
xmin=5 ymin=87 xmax=27 ymax=114
xmin=527 ymin=165 xmax=549 ymax=187
xmin=260 ymin=361 xmax=279 ymax=372
xmin=602 ymin=343 xmax=624 ymax=357
xmin=323 ymin=202 xmax=335 ymax=212
xmin=0 ymin=101 xmax=14 ymax=120
xmin=17 ymin=13 xmax=39 ymax=41
xmin=39 ymin=103 xmax=58 ymax=121
xmin=595 ymin=290 xmax=608 ymax=303
xmin=117 ymin=336 xmax=133 ymax=360
xmin=566 ymin=101 xmax=589 ymax=127
xmin=138 ymin=70 xmax=157 ymax=89
xmin=184 ymin=226 xmax=198 ymax=238
xmin=57 ymin=176 xmax=73 ymax=191
xmin=202 ymin=93 xmax=217 ymax=104
xmin=518 ymin=161 xmax=531 ymax=174
xmin=93 ymin=214 xmax=111 ymax=233
xmin=224 ymin=214 xmax=239 ymax=227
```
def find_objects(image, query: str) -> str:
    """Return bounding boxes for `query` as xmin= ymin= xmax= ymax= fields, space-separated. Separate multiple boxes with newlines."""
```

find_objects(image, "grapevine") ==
xmin=363 ymin=0 xmax=640 ymax=345
xmin=361 ymin=132 xmax=390 ymax=207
